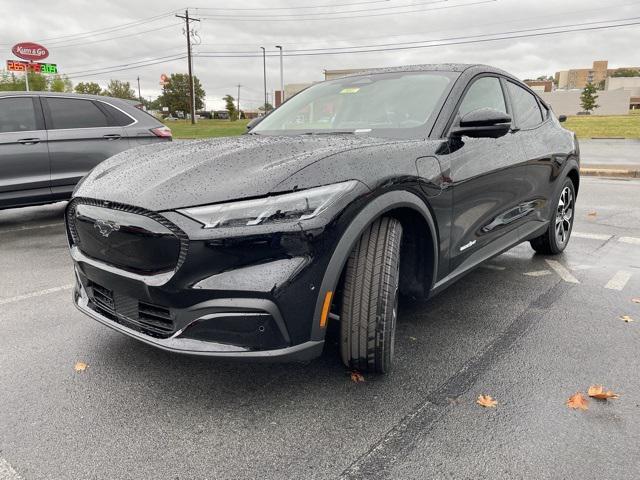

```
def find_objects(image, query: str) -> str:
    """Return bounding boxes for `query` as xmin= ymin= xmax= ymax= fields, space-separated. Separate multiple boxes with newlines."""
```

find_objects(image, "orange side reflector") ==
xmin=320 ymin=291 xmax=333 ymax=328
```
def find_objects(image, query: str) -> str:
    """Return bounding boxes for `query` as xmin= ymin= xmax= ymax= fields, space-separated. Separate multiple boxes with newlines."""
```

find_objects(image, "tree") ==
xmin=611 ymin=68 xmax=640 ymax=78
xmin=104 ymin=79 xmax=136 ymax=99
xmin=49 ymin=75 xmax=73 ymax=92
xmin=580 ymin=83 xmax=599 ymax=114
xmin=223 ymin=94 xmax=237 ymax=120
xmin=258 ymin=102 xmax=274 ymax=113
xmin=75 ymin=82 xmax=103 ymax=95
xmin=157 ymin=73 xmax=205 ymax=115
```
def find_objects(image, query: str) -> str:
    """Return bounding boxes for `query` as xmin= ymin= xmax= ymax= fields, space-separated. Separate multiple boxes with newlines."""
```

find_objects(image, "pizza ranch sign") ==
xmin=11 ymin=42 xmax=49 ymax=61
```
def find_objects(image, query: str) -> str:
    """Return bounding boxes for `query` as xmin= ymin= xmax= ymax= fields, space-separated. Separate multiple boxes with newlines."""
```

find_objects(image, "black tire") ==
xmin=530 ymin=178 xmax=576 ymax=255
xmin=340 ymin=216 xmax=402 ymax=374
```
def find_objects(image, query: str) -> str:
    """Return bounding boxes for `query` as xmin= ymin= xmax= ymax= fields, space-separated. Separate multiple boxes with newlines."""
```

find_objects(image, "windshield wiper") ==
xmin=299 ymin=130 xmax=356 ymax=135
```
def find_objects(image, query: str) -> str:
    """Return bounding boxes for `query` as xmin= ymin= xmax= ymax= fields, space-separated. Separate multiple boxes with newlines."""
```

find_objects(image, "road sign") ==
xmin=11 ymin=42 xmax=49 ymax=61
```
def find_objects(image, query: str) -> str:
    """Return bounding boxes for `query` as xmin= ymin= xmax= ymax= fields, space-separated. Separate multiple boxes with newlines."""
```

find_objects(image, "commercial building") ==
xmin=555 ymin=60 xmax=640 ymax=90
xmin=605 ymin=76 xmax=640 ymax=110
xmin=540 ymin=89 xmax=631 ymax=116
xmin=524 ymin=80 xmax=553 ymax=92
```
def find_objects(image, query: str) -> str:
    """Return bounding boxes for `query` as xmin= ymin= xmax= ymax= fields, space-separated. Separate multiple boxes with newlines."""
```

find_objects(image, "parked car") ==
xmin=0 ymin=92 xmax=172 ymax=209
xmin=66 ymin=64 xmax=579 ymax=373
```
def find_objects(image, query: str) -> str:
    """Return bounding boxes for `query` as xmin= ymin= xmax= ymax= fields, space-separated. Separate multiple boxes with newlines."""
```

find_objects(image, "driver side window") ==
xmin=458 ymin=77 xmax=507 ymax=117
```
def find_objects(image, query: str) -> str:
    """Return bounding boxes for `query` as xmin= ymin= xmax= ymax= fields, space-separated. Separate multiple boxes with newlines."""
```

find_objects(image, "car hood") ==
xmin=75 ymin=135 xmax=397 ymax=211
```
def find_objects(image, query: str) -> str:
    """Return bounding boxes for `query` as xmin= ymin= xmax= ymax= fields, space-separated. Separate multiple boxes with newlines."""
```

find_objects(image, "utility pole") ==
xmin=176 ymin=9 xmax=200 ymax=124
xmin=275 ymin=45 xmax=284 ymax=105
xmin=237 ymin=84 xmax=241 ymax=119
xmin=260 ymin=47 xmax=267 ymax=114
xmin=137 ymin=76 xmax=142 ymax=104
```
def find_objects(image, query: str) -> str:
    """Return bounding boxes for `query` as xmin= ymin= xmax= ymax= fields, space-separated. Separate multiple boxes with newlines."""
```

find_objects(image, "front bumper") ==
xmin=73 ymin=280 xmax=324 ymax=361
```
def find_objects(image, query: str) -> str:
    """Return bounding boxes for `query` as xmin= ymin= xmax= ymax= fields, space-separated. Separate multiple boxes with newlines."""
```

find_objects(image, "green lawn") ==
xmin=165 ymin=115 xmax=640 ymax=140
xmin=563 ymin=114 xmax=640 ymax=139
xmin=165 ymin=119 xmax=250 ymax=139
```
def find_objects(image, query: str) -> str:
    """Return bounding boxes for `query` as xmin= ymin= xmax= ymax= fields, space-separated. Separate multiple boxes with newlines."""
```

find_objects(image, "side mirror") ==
xmin=450 ymin=108 xmax=512 ymax=139
xmin=558 ymin=115 xmax=567 ymax=123
xmin=246 ymin=116 xmax=264 ymax=131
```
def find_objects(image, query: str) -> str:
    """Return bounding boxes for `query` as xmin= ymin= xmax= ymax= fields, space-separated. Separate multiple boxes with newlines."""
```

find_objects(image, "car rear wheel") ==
xmin=340 ymin=216 xmax=402 ymax=374
xmin=530 ymin=178 xmax=575 ymax=255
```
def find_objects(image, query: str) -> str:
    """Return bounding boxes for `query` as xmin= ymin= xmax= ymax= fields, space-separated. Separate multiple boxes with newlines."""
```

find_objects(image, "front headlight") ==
xmin=178 ymin=180 xmax=358 ymax=229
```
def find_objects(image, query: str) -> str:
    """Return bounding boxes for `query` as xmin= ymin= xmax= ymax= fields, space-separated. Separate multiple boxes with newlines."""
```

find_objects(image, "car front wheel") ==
xmin=340 ymin=216 xmax=402 ymax=374
xmin=530 ymin=177 xmax=576 ymax=254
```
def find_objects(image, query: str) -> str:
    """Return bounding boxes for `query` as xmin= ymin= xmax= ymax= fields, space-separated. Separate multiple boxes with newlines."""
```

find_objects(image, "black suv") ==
xmin=66 ymin=64 xmax=579 ymax=373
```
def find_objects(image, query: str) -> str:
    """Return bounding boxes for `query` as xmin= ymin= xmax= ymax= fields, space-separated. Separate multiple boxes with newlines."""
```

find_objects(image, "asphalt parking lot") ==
xmin=1 ymin=176 xmax=639 ymax=480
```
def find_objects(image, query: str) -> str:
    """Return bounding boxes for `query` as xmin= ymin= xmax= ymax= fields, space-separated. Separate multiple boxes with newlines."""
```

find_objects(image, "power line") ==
xmin=195 ymin=0 xmax=449 ymax=17
xmin=0 ymin=10 xmax=179 ymax=47
xmin=42 ymin=22 xmax=182 ymax=50
xmin=198 ymin=15 xmax=640 ymax=55
xmin=191 ymin=0 xmax=393 ymax=11
xmin=195 ymin=0 xmax=495 ymax=21
xmin=65 ymin=53 xmax=187 ymax=76
xmin=65 ymin=55 xmax=187 ymax=79
xmin=195 ymin=18 xmax=640 ymax=57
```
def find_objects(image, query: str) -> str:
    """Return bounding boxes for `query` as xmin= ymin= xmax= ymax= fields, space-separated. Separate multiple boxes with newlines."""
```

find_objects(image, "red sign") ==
xmin=12 ymin=42 xmax=49 ymax=61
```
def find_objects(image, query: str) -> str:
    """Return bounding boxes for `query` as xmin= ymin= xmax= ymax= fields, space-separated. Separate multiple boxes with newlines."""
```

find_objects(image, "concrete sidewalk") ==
xmin=580 ymin=139 xmax=640 ymax=177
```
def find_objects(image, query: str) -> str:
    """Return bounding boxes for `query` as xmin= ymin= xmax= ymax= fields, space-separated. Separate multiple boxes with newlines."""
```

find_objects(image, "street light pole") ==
xmin=275 ymin=45 xmax=284 ymax=105
xmin=260 ymin=47 xmax=267 ymax=113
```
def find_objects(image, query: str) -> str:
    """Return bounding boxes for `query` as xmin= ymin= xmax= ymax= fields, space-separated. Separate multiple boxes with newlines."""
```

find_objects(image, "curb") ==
xmin=580 ymin=167 xmax=640 ymax=178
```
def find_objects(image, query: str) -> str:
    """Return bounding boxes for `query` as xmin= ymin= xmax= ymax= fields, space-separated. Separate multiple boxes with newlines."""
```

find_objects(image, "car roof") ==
xmin=335 ymin=63 xmax=520 ymax=82
xmin=0 ymin=91 xmax=134 ymax=104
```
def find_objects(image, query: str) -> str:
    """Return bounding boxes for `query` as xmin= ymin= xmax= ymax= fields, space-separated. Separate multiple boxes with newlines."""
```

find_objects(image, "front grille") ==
xmin=66 ymin=198 xmax=189 ymax=277
xmin=87 ymin=282 xmax=175 ymax=338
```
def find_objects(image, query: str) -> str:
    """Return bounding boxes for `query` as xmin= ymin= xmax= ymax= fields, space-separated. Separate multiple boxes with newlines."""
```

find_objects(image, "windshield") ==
xmin=252 ymin=71 xmax=456 ymax=138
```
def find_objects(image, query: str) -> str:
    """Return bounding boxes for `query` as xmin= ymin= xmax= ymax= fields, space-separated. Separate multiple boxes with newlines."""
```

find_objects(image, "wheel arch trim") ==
xmin=310 ymin=189 xmax=438 ymax=341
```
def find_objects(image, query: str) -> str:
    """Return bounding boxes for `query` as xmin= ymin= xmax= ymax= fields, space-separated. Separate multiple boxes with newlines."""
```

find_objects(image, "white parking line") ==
xmin=0 ymin=458 xmax=22 ymax=480
xmin=619 ymin=236 xmax=640 ymax=245
xmin=0 ymin=222 xmax=64 ymax=235
xmin=524 ymin=270 xmax=552 ymax=277
xmin=605 ymin=271 xmax=632 ymax=291
xmin=545 ymin=260 xmax=580 ymax=284
xmin=0 ymin=285 xmax=73 ymax=306
xmin=572 ymin=231 xmax=612 ymax=241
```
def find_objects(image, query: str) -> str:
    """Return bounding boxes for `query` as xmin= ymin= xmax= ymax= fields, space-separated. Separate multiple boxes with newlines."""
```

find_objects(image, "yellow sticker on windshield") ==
xmin=340 ymin=87 xmax=360 ymax=94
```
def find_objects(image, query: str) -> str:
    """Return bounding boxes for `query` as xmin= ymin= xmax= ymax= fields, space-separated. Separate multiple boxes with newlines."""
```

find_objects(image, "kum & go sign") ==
xmin=12 ymin=42 xmax=49 ymax=61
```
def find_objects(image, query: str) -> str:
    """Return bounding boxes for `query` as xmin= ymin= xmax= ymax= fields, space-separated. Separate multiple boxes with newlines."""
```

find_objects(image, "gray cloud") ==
xmin=3 ymin=0 xmax=638 ymax=109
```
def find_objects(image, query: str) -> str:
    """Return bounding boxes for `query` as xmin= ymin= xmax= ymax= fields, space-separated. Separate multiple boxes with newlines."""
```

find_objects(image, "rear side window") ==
xmin=0 ymin=97 xmax=37 ymax=133
xmin=46 ymin=97 xmax=110 ymax=129
xmin=506 ymin=82 xmax=543 ymax=129
xmin=100 ymin=102 xmax=135 ymax=126
xmin=458 ymin=77 xmax=506 ymax=116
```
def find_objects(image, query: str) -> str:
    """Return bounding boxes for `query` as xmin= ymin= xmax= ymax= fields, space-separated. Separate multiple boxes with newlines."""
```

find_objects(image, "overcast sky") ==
xmin=2 ymin=0 xmax=639 ymax=110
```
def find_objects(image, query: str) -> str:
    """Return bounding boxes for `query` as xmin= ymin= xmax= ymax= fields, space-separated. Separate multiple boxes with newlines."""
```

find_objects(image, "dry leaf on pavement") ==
xmin=350 ymin=371 xmax=365 ymax=383
xmin=587 ymin=385 xmax=620 ymax=400
xmin=620 ymin=315 xmax=634 ymax=323
xmin=566 ymin=392 xmax=589 ymax=410
xmin=587 ymin=211 xmax=597 ymax=217
xmin=631 ymin=298 xmax=640 ymax=304
xmin=476 ymin=394 xmax=498 ymax=408
xmin=74 ymin=361 xmax=88 ymax=372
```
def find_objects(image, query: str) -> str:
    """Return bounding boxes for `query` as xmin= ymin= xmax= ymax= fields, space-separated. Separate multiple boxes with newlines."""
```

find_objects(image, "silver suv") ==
xmin=0 ymin=92 xmax=172 ymax=209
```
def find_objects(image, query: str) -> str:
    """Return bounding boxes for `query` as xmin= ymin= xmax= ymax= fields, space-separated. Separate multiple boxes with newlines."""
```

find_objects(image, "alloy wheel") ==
xmin=555 ymin=186 xmax=574 ymax=246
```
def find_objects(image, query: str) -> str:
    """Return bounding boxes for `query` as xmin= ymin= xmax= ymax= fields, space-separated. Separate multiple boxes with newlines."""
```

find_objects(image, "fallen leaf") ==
xmin=74 ymin=361 xmax=88 ymax=372
xmin=476 ymin=394 xmax=498 ymax=408
xmin=587 ymin=211 xmax=597 ymax=217
xmin=566 ymin=392 xmax=589 ymax=410
xmin=350 ymin=371 xmax=365 ymax=383
xmin=620 ymin=315 xmax=634 ymax=323
xmin=409 ymin=336 xmax=417 ymax=341
xmin=588 ymin=385 xmax=620 ymax=400
xmin=631 ymin=298 xmax=640 ymax=304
